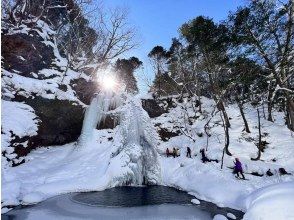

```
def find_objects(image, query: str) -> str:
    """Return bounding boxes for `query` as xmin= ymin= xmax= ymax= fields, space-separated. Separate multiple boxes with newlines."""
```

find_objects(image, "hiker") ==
xmin=233 ymin=158 xmax=245 ymax=180
xmin=166 ymin=148 xmax=170 ymax=157
xmin=266 ymin=169 xmax=273 ymax=176
xmin=173 ymin=148 xmax=177 ymax=158
xmin=200 ymin=148 xmax=218 ymax=163
xmin=186 ymin=147 xmax=192 ymax=158
xmin=176 ymin=148 xmax=180 ymax=157
xmin=279 ymin=168 xmax=291 ymax=175
xmin=200 ymin=149 xmax=210 ymax=163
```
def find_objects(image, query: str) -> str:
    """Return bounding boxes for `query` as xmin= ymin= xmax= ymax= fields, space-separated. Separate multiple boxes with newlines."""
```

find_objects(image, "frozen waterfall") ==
xmin=78 ymin=92 xmax=161 ymax=186
xmin=78 ymin=91 xmax=118 ymax=146
xmin=109 ymin=99 xmax=161 ymax=186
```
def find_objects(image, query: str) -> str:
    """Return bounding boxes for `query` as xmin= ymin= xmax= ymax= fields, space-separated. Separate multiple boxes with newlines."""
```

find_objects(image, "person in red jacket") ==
xmin=166 ymin=148 xmax=170 ymax=157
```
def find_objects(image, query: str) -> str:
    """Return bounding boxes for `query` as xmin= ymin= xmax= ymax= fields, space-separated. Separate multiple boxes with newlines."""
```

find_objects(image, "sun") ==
xmin=101 ymin=75 xmax=117 ymax=91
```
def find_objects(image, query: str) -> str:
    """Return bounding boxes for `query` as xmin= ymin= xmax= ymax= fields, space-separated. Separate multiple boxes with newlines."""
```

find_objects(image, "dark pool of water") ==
xmin=2 ymin=186 xmax=244 ymax=220
xmin=71 ymin=186 xmax=194 ymax=207
xmin=71 ymin=186 xmax=244 ymax=219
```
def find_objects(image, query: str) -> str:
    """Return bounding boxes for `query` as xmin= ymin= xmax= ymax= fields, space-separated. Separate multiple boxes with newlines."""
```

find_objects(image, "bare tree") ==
xmin=94 ymin=7 xmax=138 ymax=62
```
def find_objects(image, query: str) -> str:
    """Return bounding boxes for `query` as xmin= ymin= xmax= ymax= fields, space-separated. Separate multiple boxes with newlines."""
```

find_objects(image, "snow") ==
xmin=1 ymin=100 xmax=39 ymax=143
xmin=1 ymin=95 xmax=161 ymax=211
xmin=2 ymin=93 xmax=294 ymax=220
xmin=154 ymin=96 xmax=294 ymax=211
xmin=191 ymin=198 xmax=200 ymax=205
xmin=22 ymin=192 xmax=46 ymax=205
xmin=1 ymin=100 xmax=39 ymax=166
xmin=2 ymin=19 xmax=90 ymax=106
xmin=227 ymin=212 xmax=236 ymax=219
xmin=2 ymin=69 xmax=86 ymax=104
xmin=213 ymin=214 xmax=228 ymax=220
xmin=243 ymin=181 xmax=294 ymax=220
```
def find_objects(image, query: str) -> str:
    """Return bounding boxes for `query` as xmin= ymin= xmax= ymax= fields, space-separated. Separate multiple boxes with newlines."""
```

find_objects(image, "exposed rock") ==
xmin=71 ymin=78 xmax=99 ymax=105
xmin=157 ymin=128 xmax=181 ymax=142
xmin=10 ymin=95 xmax=84 ymax=149
xmin=142 ymin=99 xmax=166 ymax=118
xmin=97 ymin=114 xmax=119 ymax=130
xmin=25 ymin=96 xmax=84 ymax=147
xmin=2 ymin=33 xmax=55 ymax=77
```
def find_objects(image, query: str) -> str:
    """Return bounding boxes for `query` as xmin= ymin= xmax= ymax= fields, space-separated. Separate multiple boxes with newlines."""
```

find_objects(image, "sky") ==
xmin=105 ymin=0 xmax=245 ymax=94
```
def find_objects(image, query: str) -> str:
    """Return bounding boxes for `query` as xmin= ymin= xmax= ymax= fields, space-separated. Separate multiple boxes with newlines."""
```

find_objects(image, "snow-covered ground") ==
xmin=243 ymin=181 xmax=294 ymax=220
xmin=154 ymin=96 xmax=294 ymax=216
xmin=2 ymin=95 xmax=294 ymax=219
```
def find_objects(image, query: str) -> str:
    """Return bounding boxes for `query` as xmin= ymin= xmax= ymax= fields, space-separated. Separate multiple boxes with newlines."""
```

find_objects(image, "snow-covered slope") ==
xmin=150 ymin=95 xmax=294 ymax=211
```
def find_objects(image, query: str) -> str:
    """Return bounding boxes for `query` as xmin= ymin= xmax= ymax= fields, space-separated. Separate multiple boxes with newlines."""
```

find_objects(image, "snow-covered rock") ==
xmin=22 ymin=192 xmax=46 ymax=205
xmin=191 ymin=198 xmax=200 ymax=205
xmin=226 ymin=212 xmax=236 ymax=219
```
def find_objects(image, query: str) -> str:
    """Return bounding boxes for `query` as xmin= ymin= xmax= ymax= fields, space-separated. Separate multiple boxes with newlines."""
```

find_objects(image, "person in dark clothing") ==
xmin=166 ymin=148 xmax=170 ymax=157
xmin=173 ymin=148 xmax=177 ymax=158
xmin=200 ymin=149 xmax=219 ymax=163
xmin=233 ymin=158 xmax=245 ymax=179
xmin=200 ymin=149 xmax=210 ymax=163
xmin=266 ymin=169 xmax=273 ymax=176
xmin=186 ymin=147 xmax=192 ymax=158
xmin=279 ymin=168 xmax=291 ymax=175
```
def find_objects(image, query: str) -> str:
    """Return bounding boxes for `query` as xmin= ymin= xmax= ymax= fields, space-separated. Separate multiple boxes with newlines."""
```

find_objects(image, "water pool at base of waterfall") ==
xmin=2 ymin=186 xmax=244 ymax=220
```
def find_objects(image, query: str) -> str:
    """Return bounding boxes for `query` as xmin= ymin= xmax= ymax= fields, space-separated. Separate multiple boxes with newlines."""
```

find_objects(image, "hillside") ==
xmin=2 ymin=94 xmax=294 ymax=219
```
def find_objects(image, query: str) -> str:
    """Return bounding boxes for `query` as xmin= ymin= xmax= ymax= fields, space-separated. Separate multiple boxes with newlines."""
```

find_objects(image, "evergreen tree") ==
xmin=114 ymin=57 xmax=142 ymax=93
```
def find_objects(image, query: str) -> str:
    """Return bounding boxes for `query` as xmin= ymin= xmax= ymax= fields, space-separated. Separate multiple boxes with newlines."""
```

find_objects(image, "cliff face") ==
xmin=1 ymin=19 xmax=98 ymax=166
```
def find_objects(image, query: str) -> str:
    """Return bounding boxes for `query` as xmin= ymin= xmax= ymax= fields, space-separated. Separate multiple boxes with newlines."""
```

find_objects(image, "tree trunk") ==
xmin=221 ymin=148 xmax=225 ymax=169
xmin=262 ymin=101 xmax=266 ymax=119
xmin=198 ymin=96 xmax=202 ymax=113
xmin=267 ymin=84 xmax=274 ymax=122
xmin=251 ymin=109 xmax=262 ymax=161
xmin=235 ymin=95 xmax=250 ymax=133
xmin=220 ymin=112 xmax=232 ymax=156
xmin=238 ymin=102 xmax=250 ymax=133
xmin=218 ymin=101 xmax=231 ymax=128
xmin=286 ymin=99 xmax=294 ymax=131
xmin=208 ymin=73 xmax=231 ymax=128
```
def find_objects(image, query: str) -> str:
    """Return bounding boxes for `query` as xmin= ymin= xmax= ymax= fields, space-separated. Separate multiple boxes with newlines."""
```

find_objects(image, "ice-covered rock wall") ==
xmin=109 ymin=97 xmax=161 ymax=186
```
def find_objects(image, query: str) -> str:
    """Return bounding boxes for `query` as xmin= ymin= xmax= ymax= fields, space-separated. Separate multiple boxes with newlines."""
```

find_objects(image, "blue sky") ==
xmin=105 ymin=0 xmax=244 ymax=93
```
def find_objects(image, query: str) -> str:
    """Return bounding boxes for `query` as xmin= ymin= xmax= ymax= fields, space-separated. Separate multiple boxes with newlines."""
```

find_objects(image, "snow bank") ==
xmin=243 ymin=181 xmax=294 ymax=220
xmin=1 ymin=100 xmax=39 ymax=166
xmin=191 ymin=198 xmax=200 ymax=205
